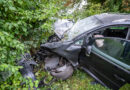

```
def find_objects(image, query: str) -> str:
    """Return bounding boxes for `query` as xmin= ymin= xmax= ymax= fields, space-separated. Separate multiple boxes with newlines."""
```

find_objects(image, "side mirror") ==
xmin=83 ymin=36 xmax=95 ymax=56
xmin=85 ymin=45 xmax=92 ymax=56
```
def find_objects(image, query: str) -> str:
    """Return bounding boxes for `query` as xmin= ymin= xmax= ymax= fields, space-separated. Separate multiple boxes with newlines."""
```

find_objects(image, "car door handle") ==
xmin=113 ymin=74 xmax=125 ymax=82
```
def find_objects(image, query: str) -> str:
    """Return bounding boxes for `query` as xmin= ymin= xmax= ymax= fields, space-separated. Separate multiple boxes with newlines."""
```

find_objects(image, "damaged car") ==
xmin=39 ymin=13 xmax=130 ymax=89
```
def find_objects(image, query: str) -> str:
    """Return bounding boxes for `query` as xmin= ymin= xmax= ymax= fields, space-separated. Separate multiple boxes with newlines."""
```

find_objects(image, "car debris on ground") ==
xmin=18 ymin=53 xmax=37 ymax=81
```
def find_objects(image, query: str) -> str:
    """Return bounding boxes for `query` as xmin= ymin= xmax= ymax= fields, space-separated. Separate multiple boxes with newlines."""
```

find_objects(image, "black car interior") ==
xmin=102 ymin=27 xmax=128 ymax=39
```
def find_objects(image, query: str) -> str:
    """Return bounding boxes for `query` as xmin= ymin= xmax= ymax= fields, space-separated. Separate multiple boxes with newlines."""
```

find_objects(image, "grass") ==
xmin=35 ymin=65 xmax=110 ymax=90
xmin=47 ymin=70 xmax=109 ymax=90
xmin=34 ymin=62 xmax=130 ymax=90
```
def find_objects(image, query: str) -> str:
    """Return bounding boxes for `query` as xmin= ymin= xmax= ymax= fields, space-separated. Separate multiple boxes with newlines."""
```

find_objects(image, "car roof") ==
xmin=95 ymin=13 xmax=130 ymax=24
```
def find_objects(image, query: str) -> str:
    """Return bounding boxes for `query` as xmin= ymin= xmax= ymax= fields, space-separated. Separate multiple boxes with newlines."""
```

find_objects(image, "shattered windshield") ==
xmin=63 ymin=16 xmax=102 ymax=41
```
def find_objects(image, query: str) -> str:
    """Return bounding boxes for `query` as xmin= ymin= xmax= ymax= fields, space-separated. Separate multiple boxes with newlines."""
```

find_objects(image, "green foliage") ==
xmin=72 ymin=0 xmax=129 ymax=21
xmin=0 ymin=0 xmax=62 ymax=88
xmin=72 ymin=3 xmax=105 ymax=20
xmin=82 ymin=3 xmax=105 ymax=17
xmin=88 ymin=0 xmax=125 ymax=13
xmin=0 ymin=30 xmax=25 ymax=88
xmin=88 ymin=0 xmax=106 ymax=4
xmin=103 ymin=0 xmax=122 ymax=12
xmin=120 ymin=83 xmax=130 ymax=90
xmin=121 ymin=0 xmax=130 ymax=13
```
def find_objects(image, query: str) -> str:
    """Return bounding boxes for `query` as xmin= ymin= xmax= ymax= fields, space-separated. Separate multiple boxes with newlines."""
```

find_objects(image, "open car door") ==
xmin=79 ymin=37 xmax=130 ymax=89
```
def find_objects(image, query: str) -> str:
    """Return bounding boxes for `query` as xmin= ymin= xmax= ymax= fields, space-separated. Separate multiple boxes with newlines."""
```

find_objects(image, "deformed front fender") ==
xmin=41 ymin=41 xmax=80 ymax=66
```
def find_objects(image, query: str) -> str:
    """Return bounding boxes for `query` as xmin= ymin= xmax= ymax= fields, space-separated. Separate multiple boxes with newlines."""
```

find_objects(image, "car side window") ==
xmin=93 ymin=26 xmax=129 ymax=39
xmin=103 ymin=26 xmax=128 ymax=39
xmin=93 ymin=38 xmax=130 ymax=66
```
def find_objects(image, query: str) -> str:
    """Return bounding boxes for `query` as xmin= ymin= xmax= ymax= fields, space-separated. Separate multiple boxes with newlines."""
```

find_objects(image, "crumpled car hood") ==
xmin=54 ymin=19 xmax=74 ymax=39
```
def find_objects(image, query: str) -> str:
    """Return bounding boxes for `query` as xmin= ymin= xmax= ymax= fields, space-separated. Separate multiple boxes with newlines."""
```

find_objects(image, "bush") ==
xmin=72 ymin=2 xmax=105 ymax=20
xmin=121 ymin=0 xmax=130 ymax=13
xmin=0 ymin=0 xmax=62 ymax=88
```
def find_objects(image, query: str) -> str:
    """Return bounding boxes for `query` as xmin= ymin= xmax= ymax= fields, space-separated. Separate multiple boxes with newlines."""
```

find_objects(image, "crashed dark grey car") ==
xmin=40 ymin=13 xmax=130 ymax=89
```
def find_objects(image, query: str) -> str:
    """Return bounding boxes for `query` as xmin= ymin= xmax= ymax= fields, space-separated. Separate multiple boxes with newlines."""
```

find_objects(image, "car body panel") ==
xmin=41 ymin=41 xmax=80 ymax=66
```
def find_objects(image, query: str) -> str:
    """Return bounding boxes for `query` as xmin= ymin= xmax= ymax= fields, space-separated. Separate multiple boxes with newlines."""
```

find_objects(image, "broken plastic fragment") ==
xmin=18 ymin=53 xmax=37 ymax=81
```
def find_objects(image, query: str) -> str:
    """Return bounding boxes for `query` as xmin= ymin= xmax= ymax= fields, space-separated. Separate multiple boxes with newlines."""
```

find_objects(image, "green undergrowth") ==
xmin=46 ymin=70 xmax=109 ymax=90
xmin=34 ymin=62 xmax=130 ymax=90
xmin=35 ymin=63 xmax=110 ymax=90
